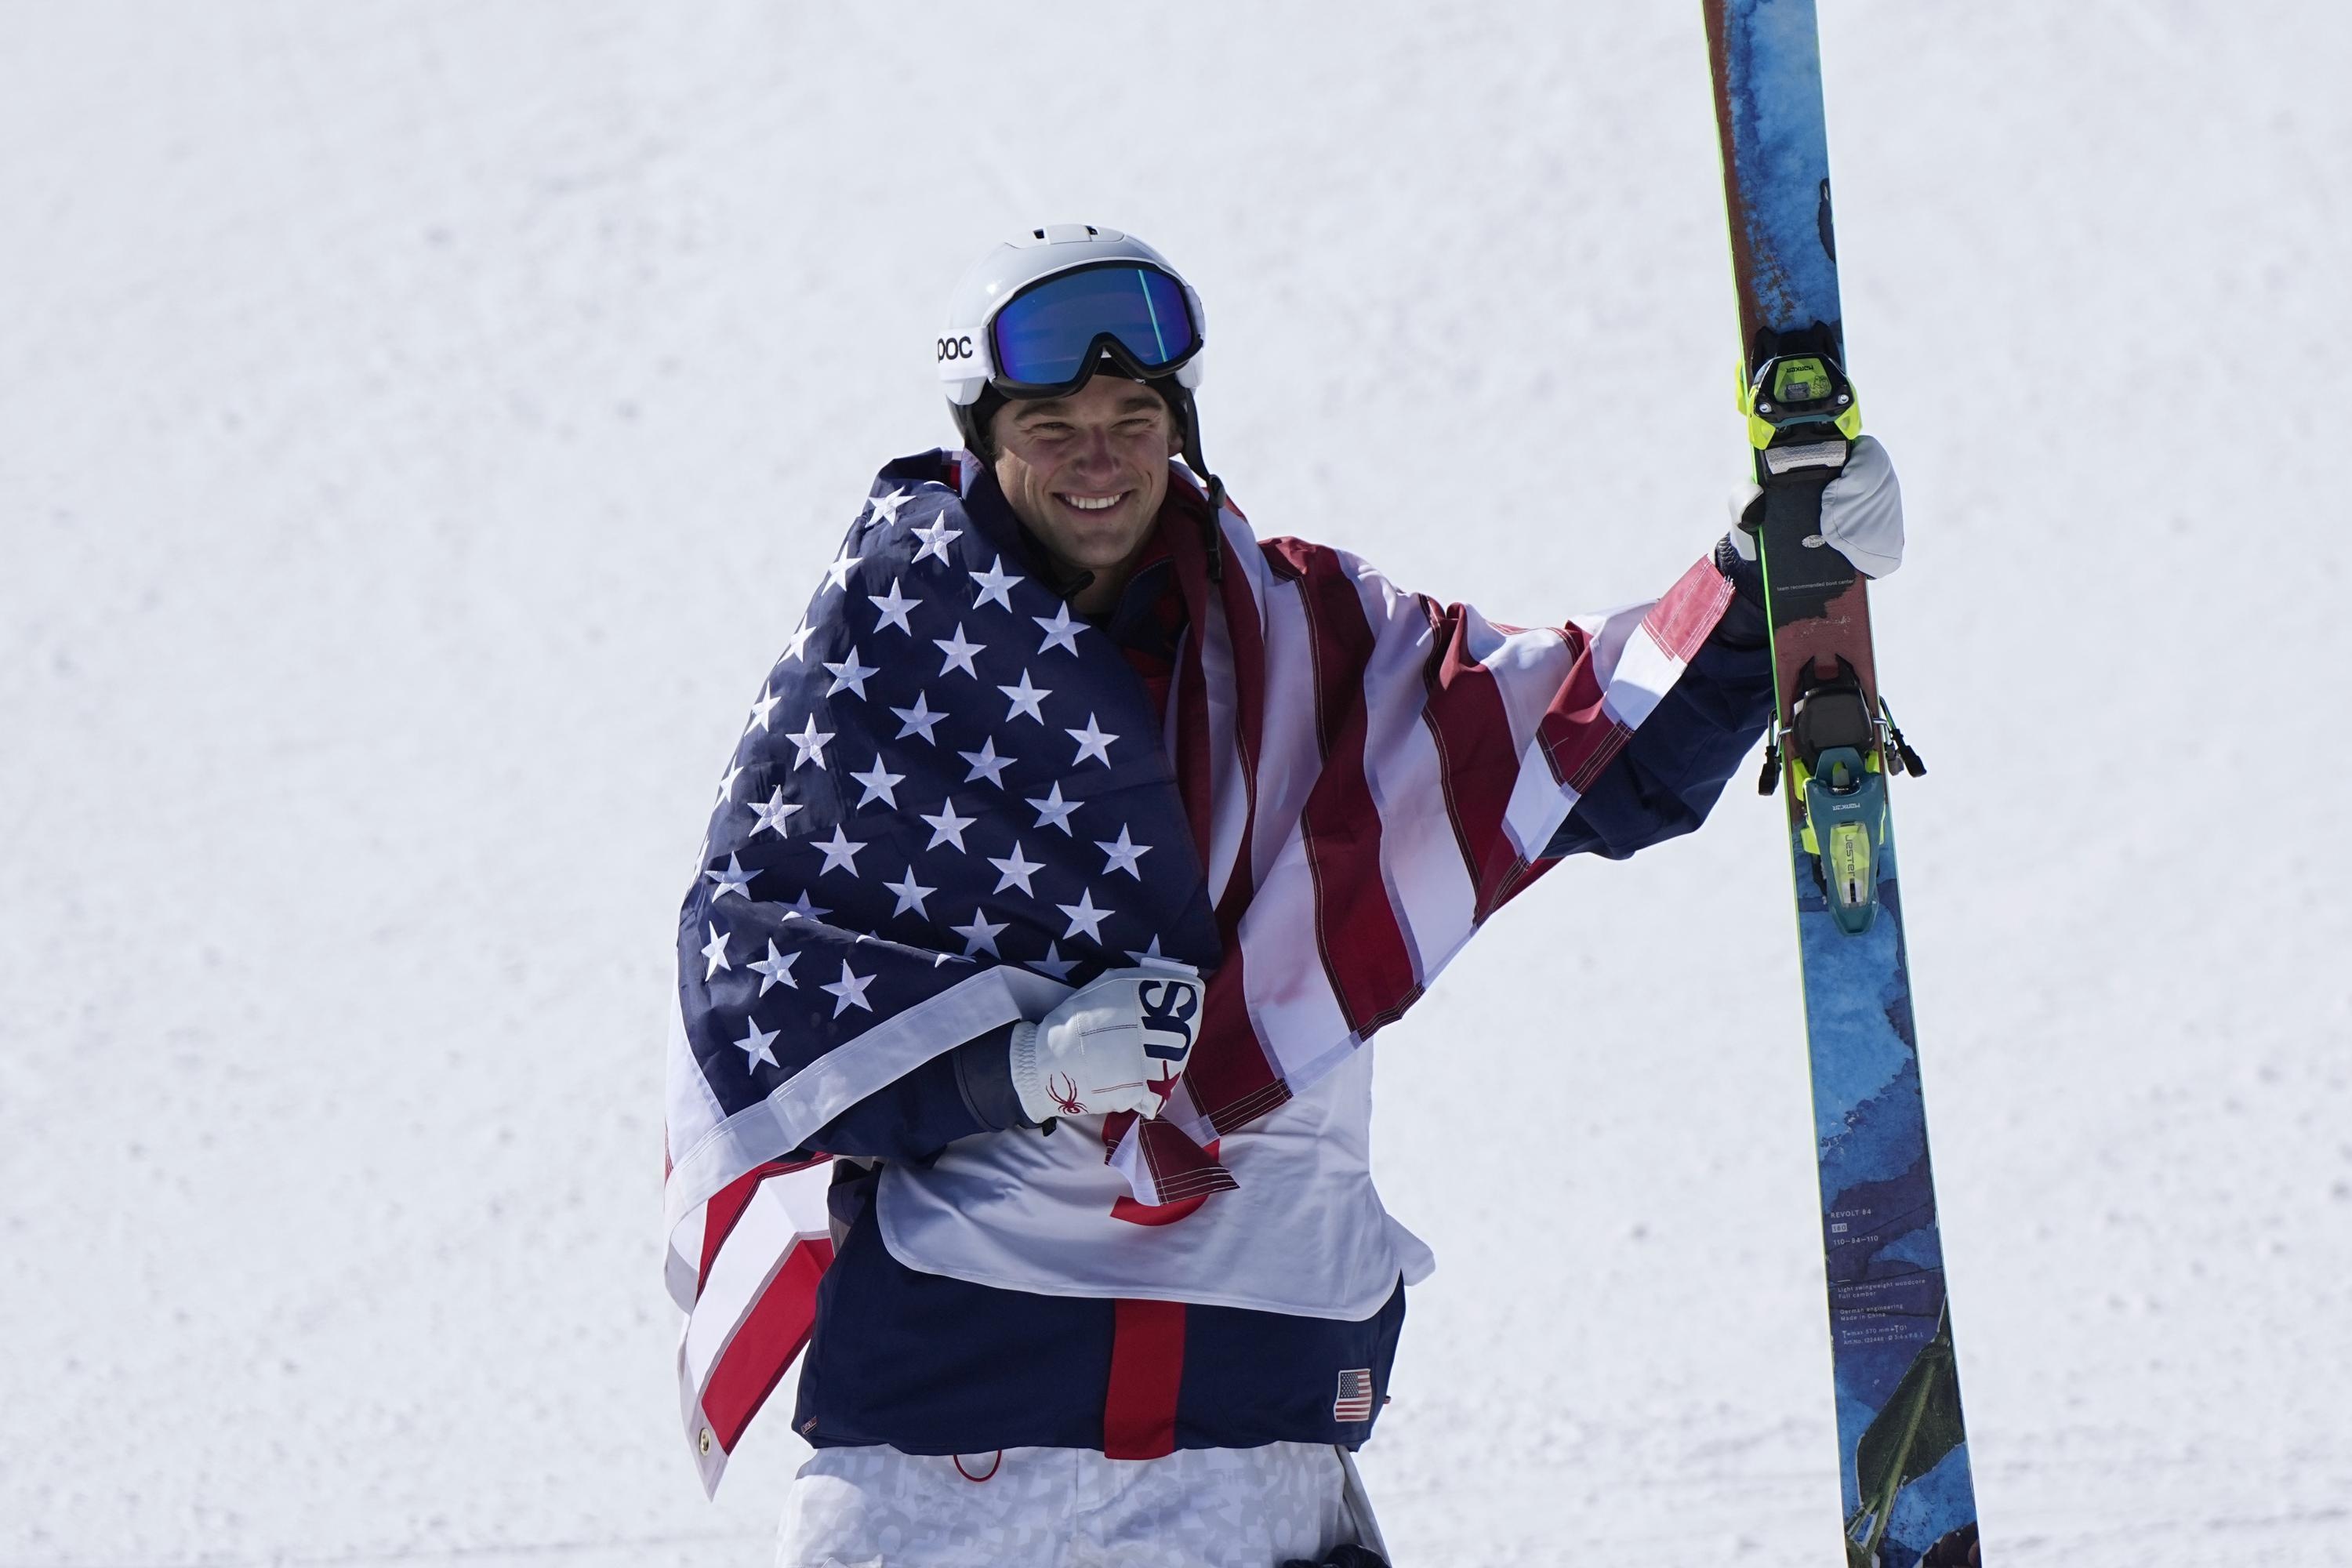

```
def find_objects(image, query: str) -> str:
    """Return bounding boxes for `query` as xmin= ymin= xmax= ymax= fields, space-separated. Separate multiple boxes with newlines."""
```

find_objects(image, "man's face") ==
xmin=989 ymin=375 xmax=1179 ymax=597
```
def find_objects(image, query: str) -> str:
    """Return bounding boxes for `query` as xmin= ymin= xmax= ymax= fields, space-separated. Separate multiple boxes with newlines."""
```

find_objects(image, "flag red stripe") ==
xmin=1135 ymin=1166 xmax=1243 ymax=1203
xmin=1102 ymin=1298 xmax=1186 ymax=1460
xmin=1644 ymin=557 xmax=1733 ymax=662
xmin=1137 ymin=1118 xmax=1236 ymax=1196
xmin=1167 ymin=485 xmax=1265 ymax=930
xmin=1204 ymin=1078 xmax=1291 ymax=1137
xmin=696 ymin=1156 xmax=829 ymax=1298
xmin=1208 ymin=526 xmax=1269 ymax=936
xmin=1418 ymin=601 xmax=1546 ymax=921
xmin=697 ymin=1174 xmax=761 ymax=1297
xmin=1174 ymin=945 xmax=1285 ymax=1136
xmin=1271 ymin=539 xmax=1422 ymax=1033
xmin=1543 ymin=713 xmax=1635 ymax=797
xmin=1156 ymin=490 xmax=1287 ymax=1156
xmin=1172 ymin=568 xmax=1218 ymax=873
xmin=702 ymin=1236 xmax=836 ymax=1453
xmin=1537 ymin=561 xmax=1731 ymax=794
xmin=1528 ymin=612 xmax=1617 ymax=797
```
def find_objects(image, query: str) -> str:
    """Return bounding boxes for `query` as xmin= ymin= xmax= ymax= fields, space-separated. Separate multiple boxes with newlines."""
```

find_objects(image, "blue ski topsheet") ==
xmin=1713 ymin=0 xmax=1843 ymax=346
xmin=1791 ymin=825 xmax=1976 ymax=1564
xmin=1708 ymin=1 xmax=1981 ymax=1562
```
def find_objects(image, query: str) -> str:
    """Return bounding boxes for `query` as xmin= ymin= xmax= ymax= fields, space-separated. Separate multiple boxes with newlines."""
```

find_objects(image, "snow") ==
xmin=4 ymin=2 xmax=2347 ymax=1563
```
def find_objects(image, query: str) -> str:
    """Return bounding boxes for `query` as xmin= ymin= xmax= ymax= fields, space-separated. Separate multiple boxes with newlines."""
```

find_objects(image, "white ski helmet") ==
xmin=937 ymin=224 xmax=1214 ymax=482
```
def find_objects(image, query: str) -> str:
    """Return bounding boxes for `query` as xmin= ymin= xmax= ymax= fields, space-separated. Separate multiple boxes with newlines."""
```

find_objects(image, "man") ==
xmin=661 ymin=225 xmax=1906 ymax=1566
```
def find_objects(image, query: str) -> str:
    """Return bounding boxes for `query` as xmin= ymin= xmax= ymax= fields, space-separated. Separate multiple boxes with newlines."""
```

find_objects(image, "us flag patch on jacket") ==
xmin=1333 ymin=1368 xmax=1376 ymax=1423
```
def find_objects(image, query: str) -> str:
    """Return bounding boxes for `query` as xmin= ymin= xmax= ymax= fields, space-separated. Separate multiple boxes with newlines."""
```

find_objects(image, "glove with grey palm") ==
xmin=1009 ymin=968 xmax=1204 ymax=1123
xmin=1723 ymin=431 xmax=1907 ymax=579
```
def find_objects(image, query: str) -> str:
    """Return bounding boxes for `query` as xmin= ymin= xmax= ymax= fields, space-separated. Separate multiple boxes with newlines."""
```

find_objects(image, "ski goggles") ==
xmin=970 ymin=262 xmax=1202 ymax=396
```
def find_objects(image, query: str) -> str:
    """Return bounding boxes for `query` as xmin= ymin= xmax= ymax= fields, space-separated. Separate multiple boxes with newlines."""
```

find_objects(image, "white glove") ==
xmin=1726 ymin=433 xmax=1905 ymax=579
xmin=1009 ymin=968 xmax=1205 ymax=1122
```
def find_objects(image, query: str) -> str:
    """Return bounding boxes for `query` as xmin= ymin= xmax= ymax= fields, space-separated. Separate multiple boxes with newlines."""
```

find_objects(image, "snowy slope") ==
xmin=3 ymin=3 xmax=2347 ymax=1564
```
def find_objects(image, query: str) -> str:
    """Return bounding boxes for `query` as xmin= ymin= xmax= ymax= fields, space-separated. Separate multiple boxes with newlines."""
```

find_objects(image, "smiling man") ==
xmin=986 ymin=377 xmax=1183 ymax=615
xmin=662 ymin=225 xmax=1907 ymax=1567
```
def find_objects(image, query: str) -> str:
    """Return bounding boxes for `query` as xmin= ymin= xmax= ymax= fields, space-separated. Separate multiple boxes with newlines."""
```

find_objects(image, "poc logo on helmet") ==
xmin=936 ymin=335 xmax=976 ymax=363
xmin=1138 ymin=978 xmax=1201 ymax=1063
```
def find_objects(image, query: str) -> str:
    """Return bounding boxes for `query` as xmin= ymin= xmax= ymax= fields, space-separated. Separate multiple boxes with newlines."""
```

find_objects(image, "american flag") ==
xmin=1332 ymin=1367 xmax=1378 ymax=1424
xmin=662 ymin=449 xmax=1731 ymax=1491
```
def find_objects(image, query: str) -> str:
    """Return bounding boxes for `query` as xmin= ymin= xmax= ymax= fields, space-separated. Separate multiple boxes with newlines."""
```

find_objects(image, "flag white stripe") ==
xmin=664 ymin=986 xmax=732 ymax=1187
xmin=1221 ymin=529 xmax=1359 ymax=1087
xmin=1599 ymin=615 xmax=1690 ymax=730
xmin=1243 ymin=571 xmax=1327 ymax=897
xmin=663 ymin=964 xmax=1065 ymax=1262
xmin=665 ymin=1213 xmax=705 ymax=1312
xmin=1207 ymin=504 xmax=1280 ymax=906
xmin=1570 ymin=600 xmax=1645 ymax=689
xmin=1216 ymin=503 xmax=1279 ymax=601
xmin=1351 ymin=578 xmax=1475 ymax=988
xmin=1462 ymin=611 xmax=1577 ymax=762
xmin=1233 ymin=848 xmax=1361 ymax=1083
xmin=681 ymin=1174 xmax=830 ymax=1390
xmin=1498 ymin=596 xmax=1697 ymax=855
xmin=1502 ymin=742 xmax=1578 ymax=862
xmin=1196 ymin=571 xmax=1247 ymax=911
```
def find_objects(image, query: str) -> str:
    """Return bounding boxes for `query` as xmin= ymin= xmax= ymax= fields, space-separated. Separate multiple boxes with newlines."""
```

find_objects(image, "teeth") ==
xmin=1060 ymin=494 xmax=1120 ymax=511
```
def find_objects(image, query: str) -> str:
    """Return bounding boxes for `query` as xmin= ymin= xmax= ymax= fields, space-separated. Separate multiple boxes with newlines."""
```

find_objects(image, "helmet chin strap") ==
xmin=1088 ymin=344 xmax=1226 ymax=584
xmin=1168 ymin=384 xmax=1225 ymax=584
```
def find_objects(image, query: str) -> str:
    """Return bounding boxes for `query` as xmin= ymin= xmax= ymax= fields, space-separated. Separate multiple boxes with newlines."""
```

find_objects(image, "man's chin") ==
xmin=1041 ymin=528 xmax=1153 ymax=584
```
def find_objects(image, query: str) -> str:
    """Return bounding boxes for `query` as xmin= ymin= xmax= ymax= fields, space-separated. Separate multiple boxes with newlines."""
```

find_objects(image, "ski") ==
xmin=1700 ymin=3 xmax=1983 ymax=1564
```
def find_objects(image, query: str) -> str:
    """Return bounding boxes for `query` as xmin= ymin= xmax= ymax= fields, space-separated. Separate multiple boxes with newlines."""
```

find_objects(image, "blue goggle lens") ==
xmin=989 ymin=264 xmax=1198 ymax=390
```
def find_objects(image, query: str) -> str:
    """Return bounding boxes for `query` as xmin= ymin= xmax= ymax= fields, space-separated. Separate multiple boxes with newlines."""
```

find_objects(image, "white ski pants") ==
xmin=775 ymin=1441 xmax=1386 ymax=1568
